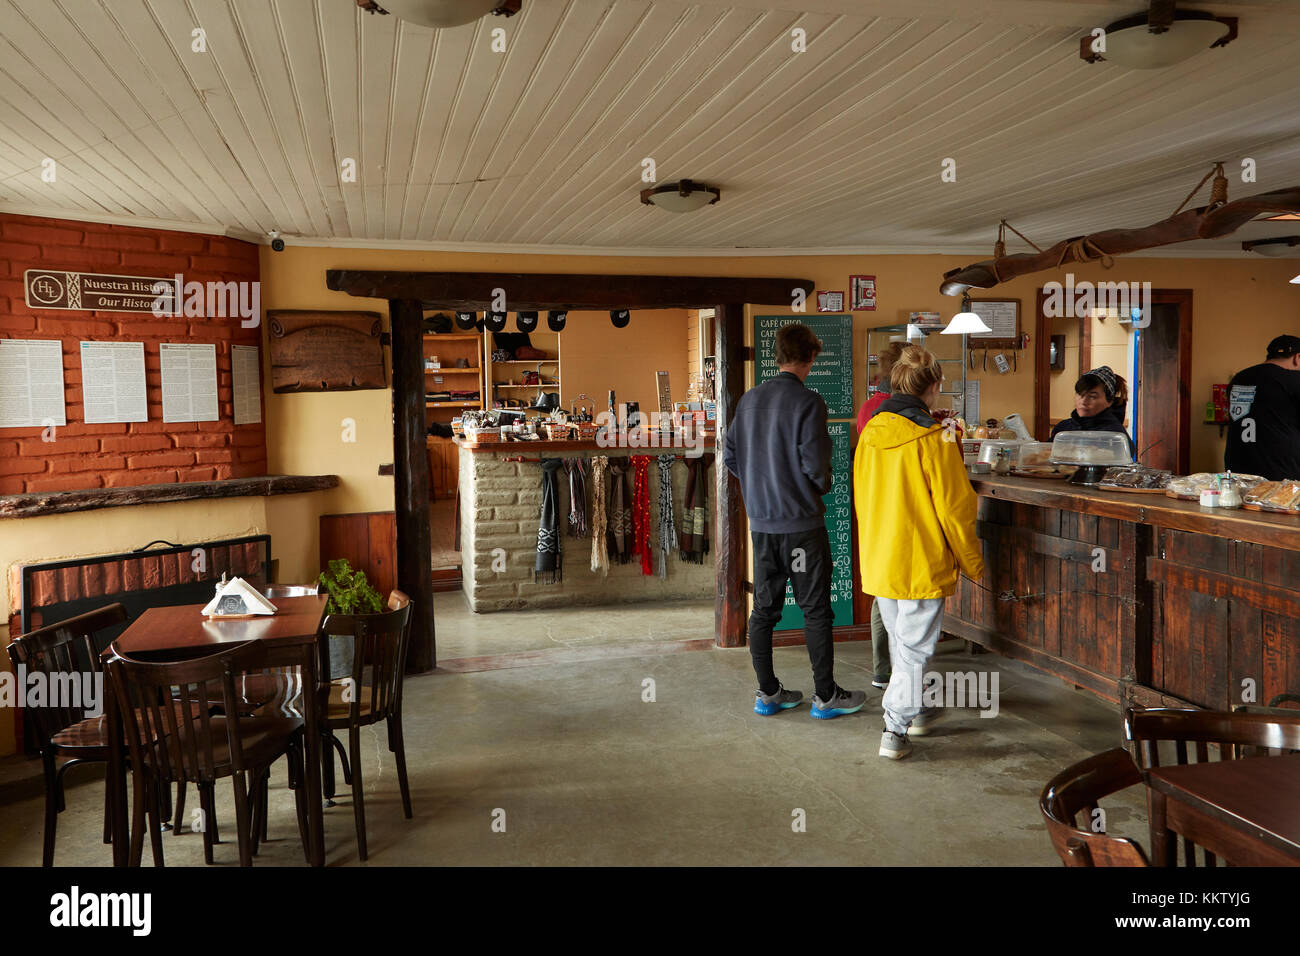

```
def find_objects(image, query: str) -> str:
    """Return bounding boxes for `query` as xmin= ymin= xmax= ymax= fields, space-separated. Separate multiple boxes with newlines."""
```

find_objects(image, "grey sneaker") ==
xmin=810 ymin=685 xmax=867 ymax=719
xmin=754 ymin=683 xmax=803 ymax=716
xmin=908 ymin=707 xmax=944 ymax=736
xmin=879 ymin=730 xmax=913 ymax=760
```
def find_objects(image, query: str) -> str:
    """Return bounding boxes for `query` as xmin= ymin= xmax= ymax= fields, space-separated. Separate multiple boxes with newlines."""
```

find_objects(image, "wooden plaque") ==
xmin=268 ymin=310 xmax=385 ymax=392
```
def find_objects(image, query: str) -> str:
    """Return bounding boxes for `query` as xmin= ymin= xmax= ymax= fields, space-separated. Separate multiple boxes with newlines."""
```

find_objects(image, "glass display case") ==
xmin=865 ymin=324 xmax=968 ymax=415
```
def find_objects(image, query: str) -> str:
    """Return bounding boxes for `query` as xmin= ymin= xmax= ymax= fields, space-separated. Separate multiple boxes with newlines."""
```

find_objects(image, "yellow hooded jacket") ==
xmin=853 ymin=400 xmax=984 ymax=600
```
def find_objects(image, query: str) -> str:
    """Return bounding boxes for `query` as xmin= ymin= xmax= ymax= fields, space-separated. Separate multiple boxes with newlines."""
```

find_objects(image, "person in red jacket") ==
xmin=855 ymin=340 xmax=905 ymax=688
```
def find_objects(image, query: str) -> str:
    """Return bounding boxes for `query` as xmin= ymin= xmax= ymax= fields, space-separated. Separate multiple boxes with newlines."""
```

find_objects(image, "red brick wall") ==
xmin=0 ymin=213 xmax=267 ymax=494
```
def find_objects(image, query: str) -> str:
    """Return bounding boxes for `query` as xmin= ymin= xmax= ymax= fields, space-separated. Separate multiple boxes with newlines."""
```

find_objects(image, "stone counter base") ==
xmin=459 ymin=448 xmax=714 ymax=612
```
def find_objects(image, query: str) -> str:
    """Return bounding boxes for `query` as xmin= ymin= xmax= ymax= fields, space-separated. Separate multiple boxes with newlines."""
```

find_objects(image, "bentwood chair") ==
xmin=1039 ymin=748 xmax=1150 ymax=867
xmin=318 ymin=590 xmax=413 ymax=861
xmin=1124 ymin=706 xmax=1300 ymax=867
xmin=6 ymin=604 xmax=137 ymax=866
xmin=108 ymin=640 xmax=310 ymax=867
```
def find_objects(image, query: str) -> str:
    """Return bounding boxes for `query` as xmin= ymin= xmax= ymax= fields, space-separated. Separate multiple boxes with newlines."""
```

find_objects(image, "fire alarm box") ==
xmin=1206 ymin=383 xmax=1230 ymax=424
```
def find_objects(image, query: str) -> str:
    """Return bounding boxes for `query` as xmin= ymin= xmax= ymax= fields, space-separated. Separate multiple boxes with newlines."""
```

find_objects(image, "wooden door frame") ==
xmin=1033 ymin=286 xmax=1192 ymax=471
xmin=326 ymin=270 xmax=814 ymax=667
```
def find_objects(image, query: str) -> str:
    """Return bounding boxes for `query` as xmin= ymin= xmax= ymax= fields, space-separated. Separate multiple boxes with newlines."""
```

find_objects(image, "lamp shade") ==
xmin=640 ymin=179 xmax=720 ymax=213
xmin=941 ymin=312 xmax=991 ymax=335
xmin=1102 ymin=15 xmax=1233 ymax=69
xmin=377 ymin=0 xmax=500 ymax=28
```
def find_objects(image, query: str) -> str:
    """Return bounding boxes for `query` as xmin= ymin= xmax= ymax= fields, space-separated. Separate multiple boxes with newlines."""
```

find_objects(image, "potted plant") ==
xmin=317 ymin=558 xmax=384 ymax=680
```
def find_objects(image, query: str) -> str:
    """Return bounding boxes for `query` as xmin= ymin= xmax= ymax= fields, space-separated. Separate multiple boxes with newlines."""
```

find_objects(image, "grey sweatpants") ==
xmin=875 ymin=597 xmax=945 ymax=735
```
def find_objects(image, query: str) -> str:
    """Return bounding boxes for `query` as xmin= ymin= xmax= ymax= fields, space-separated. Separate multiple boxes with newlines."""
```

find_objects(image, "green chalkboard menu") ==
xmin=754 ymin=314 xmax=854 ymax=418
xmin=775 ymin=421 xmax=855 ymax=631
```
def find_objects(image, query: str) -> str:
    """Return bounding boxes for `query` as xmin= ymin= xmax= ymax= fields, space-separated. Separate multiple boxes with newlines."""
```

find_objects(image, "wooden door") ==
xmin=1137 ymin=291 xmax=1192 ymax=473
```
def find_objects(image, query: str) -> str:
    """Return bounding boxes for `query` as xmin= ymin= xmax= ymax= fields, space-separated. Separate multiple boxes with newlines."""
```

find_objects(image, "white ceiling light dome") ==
xmin=941 ymin=312 xmax=991 ymax=335
xmin=640 ymin=179 xmax=721 ymax=214
xmin=375 ymin=0 xmax=513 ymax=29
xmin=1242 ymin=237 xmax=1300 ymax=258
xmin=1081 ymin=6 xmax=1237 ymax=69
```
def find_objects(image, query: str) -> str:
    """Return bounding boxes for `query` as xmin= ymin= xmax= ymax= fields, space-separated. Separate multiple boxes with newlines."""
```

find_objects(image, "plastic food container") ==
xmin=977 ymin=440 xmax=1022 ymax=466
xmin=1049 ymin=432 xmax=1131 ymax=466
xmin=1016 ymin=442 xmax=1055 ymax=468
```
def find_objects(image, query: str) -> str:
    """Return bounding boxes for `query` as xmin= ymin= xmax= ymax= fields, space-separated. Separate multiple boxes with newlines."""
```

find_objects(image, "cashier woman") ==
xmin=1049 ymin=365 xmax=1135 ymax=458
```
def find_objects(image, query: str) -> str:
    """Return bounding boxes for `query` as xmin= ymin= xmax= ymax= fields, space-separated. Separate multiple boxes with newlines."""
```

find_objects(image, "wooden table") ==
xmin=1144 ymin=753 xmax=1300 ymax=866
xmin=104 ymin=595 xmax=329 ymax=867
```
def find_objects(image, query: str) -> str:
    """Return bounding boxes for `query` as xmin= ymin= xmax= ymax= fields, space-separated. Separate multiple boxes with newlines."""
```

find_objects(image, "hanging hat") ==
xmin=1083 ymin=365 xmax=1118 ymax=401
xmin=610 ymin=309 xmax=630 ymax=328
xmin=485 ymin=311 xmax=508 ymax=332
xmin=516 ymin=311 xmax=538 ymax=332
xmin=547 ymin=310 xmax=568 ymax=332
xmin=454 ymin=310 xmax=478 ymax=330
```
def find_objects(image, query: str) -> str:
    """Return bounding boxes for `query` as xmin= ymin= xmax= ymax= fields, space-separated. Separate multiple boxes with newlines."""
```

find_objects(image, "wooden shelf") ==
xmin=422 ymin=333 xmax=481 ymax=342
xmin=424 ymin=368 xmax=480 ymax=373
xmin=495 ymin=383 xmax=559 ymax=388
xmin=426 ymin=401 xmax=482 ymax=408
xmin=495 ymin=359 xmax=556 ymax=364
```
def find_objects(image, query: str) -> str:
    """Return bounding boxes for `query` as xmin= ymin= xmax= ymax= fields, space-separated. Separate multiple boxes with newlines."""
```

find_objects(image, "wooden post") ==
xmin=714 ymin=302 xmax=747 ymax=649
xmin=389 ymin=298 xmax=436 ymax=672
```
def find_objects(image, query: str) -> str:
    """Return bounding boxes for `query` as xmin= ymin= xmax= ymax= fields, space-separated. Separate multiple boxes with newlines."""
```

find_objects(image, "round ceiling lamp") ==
xmin=1080 ymin=6 xmax=1236 ymax=69
xmin=364 ymin=0 xmax=518 ymax=29
xmin=1242 ymin=236 xmax=1300 ymax=258
xmin=640 ymin=179 xmax=721 ymax=214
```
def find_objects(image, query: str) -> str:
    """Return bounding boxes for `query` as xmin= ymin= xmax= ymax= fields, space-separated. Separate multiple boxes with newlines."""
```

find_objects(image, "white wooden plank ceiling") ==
xmin=0 ymin=0 xmax=1297 ymax=254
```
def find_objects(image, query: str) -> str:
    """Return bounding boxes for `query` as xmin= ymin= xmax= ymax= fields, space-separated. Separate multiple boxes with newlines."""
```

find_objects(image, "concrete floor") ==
xmin=0 ymin=599 xmax=1147 ymax=866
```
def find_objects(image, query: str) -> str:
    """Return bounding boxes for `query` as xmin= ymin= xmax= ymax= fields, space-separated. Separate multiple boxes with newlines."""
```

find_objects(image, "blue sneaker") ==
xmin=754 ymin=683 xmax=803 ymax=715
xmin=810 ymin=685 xmax=867 ymax=719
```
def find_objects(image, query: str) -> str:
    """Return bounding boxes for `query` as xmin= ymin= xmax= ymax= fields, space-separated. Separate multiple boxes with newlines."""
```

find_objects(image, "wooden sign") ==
xmin=25 ymin=269 xmax=178 ymax=313
xmin=267 ymin=310 xmax=385 ymax=392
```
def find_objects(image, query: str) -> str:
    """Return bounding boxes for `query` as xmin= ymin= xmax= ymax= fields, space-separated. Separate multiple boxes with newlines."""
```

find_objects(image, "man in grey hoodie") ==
xmin=723 ymin=322 xmax=867 ymax=719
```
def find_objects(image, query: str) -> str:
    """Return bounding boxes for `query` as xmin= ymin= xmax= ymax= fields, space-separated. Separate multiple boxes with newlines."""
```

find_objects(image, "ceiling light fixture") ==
xmin=640 ymin=179 xmax=720 ymax=214
xmin=1242 ymin=236 xmax=1300 ymax=258
xmin=1079 ymin=2 xmax=1236 ymax=69
xmin=356 ymin=0 xmax=520 ymax=28
xmin=1262 ymin=214 xmax=1300 ymax=222
xmin=942 ymin=295 xmax=992 ymax=336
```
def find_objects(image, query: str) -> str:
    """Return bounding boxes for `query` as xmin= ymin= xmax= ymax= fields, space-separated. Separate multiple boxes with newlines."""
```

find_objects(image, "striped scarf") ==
xmin=590 ymin=456 xmax=609 ymax=575
xmin=535 ymin=458 xmax=564 ymax=583
xmin=679 ymin=453 xmax=712 ymax=563
xmin=564 ymin=458 xmax=587 ymax=537
xmin=656 ymin=455 xmax=676 ymax=579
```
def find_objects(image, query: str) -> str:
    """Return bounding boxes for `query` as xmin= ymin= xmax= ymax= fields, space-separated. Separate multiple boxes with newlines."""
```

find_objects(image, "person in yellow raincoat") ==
xmin=853 ymin=345 xmax=984 ymax=759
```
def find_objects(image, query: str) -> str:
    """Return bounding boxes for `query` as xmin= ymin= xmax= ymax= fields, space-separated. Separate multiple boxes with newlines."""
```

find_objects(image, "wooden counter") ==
xmin=946 ymin=475 xmax=1300 ymax=711
xmin=454 ymin=435 xmax=714 ymax=454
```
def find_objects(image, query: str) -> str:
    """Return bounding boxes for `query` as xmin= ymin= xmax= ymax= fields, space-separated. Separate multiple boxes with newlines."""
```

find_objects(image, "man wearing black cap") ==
xmin=1224 ymin=335 xmax=1300 ymax=480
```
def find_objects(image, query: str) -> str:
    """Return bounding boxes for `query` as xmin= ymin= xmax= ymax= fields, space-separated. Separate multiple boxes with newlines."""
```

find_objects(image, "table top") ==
xmin=1146 ymin=753 xmax=1300 ymax=857
xmin=109 ymin=594 xmax=328 ymax=656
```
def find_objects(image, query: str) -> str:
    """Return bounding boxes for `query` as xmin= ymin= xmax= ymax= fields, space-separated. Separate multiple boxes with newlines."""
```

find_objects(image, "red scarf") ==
xmin=632 ymin=455 xmax=654 ymax=576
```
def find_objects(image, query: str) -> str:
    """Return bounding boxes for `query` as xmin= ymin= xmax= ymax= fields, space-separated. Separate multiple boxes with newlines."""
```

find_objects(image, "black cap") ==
xmin=454 ymin=310 xmax=477 ymax=330
xmin=547 ymin=310 xmax=567 ymax=332
xmin=516 ymin=311 xmax=538 ymax=332
xmin=1267 ymin=335 xmax=1300 ymax=359
xmin=485 ymin=311 xmax=508 ymax=332
xmin=610 ymin=309 xmax=630 ymax=328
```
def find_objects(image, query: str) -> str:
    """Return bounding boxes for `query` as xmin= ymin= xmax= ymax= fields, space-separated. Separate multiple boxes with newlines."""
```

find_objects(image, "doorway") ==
xmin=1034 ymin=288 xmax=1192 ymax=472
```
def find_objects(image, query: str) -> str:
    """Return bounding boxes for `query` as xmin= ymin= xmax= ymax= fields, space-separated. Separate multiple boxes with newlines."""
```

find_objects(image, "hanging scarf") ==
xmin=656 ymin=455 xmax=677 ymax=579
xmin=632 ymin=455 xmax=653 ymax=576
xmin=564 ymin=458 xmax=588 ymax=537
xmin=679 ymin=453 xmax=713 ymax=564
xmin=535 ymin=458 xmax=564 ymax=583
xmin=590 ymin=456 xmax=609 ymax=575
xmin=607 ymin=459 xmax=633 ymax=564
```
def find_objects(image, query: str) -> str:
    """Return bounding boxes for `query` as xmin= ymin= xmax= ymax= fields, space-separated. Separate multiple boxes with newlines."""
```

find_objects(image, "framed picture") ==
xmin=817 ymin=290 xmax=844 ymax=312
xmin=850 ymin=275 xmax=876 ymax=311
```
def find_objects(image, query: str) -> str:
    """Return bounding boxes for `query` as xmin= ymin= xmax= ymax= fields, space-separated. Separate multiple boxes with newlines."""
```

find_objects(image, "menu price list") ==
xmin=754 ymin=314 xmax=853 ymax=418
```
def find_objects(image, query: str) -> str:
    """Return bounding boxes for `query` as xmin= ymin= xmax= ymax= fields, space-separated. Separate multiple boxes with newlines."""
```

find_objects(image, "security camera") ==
xmin=268 ymin=229 xmax=285 ymax=252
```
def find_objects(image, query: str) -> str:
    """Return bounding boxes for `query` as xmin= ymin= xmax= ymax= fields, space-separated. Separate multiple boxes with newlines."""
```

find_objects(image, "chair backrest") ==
xmin=107 ymin=640 xmax=269 ymax=785
xmin=5 ymin=604 xmax=128 ymax=750
xmin=262 ymin=584 xmax=319 ymax=599
xmin=321 ymin=590 xmax=412 ymax=725
xmin=1125 ymin=707 xmax=1300 ymax=768
xmin=1039 ymin=748 xmax=1149 ymax=867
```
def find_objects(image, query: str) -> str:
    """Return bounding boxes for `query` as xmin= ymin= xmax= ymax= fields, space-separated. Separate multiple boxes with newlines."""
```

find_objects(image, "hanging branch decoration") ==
xmin=940 ymin=171 xmax=1300 ymax=296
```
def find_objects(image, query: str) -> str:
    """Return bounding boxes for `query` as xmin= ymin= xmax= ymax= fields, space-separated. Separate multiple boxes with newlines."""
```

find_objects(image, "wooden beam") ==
xmin=714 ymin=302 xmax=747 ymax=649
xmin=390 ymin=298 xmax=436 ymax=672
xmin=0 ymin=474 xmax=339 ymax=519
xmin=328 ymin=270 xmax=812 ymax=310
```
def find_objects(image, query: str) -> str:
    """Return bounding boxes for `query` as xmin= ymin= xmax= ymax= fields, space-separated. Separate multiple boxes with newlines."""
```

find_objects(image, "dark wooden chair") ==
xmin=6 ymin=604 xmax=134 ymax=866
xmin=319 ymin=590 xmax=413 ymax=861
xmin=107 ymin=640 xmax=310 ymax=867
xmin=1039 ymin=748 xmax=1149 ymax=867
xmin=1124 ymin=706 xmax=1300 ymax=867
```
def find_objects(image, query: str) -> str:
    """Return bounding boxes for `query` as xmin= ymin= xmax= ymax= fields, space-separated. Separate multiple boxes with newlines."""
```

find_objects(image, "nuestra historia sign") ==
xmin=25 ymin=269 xmax=178 ymax=314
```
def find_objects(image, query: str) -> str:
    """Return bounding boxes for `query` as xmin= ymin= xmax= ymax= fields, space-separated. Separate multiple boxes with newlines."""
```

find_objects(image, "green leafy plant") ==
xmin=318 ymin=558 xmax=384 ymax=615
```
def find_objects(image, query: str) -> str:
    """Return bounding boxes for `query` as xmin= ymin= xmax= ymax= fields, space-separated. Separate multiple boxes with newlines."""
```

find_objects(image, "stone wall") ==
xmin=459 ymin=447 xmax=715 ymax=612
